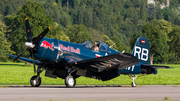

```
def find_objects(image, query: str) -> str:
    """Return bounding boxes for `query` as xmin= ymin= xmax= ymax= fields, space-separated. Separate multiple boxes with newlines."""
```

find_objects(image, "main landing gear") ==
xmin=30 ymin=67 xmax=43 ymax=87
xmin=29 ymin=64 xmax=77 ymax=88
xmin=129 ymin=75 xmax=137 ymax=87
xmin=65 ymin=66 xmax=77 ymax=88
xmin=65 ymin=75 xmax=76 ymax=87
xmin=30 ymin=75 xmax=41 ymax=87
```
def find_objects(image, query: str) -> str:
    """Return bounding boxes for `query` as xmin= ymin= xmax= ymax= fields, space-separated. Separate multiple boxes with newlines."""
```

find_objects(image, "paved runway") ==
xmin=0 ymin=85 xmax=180 ymax=100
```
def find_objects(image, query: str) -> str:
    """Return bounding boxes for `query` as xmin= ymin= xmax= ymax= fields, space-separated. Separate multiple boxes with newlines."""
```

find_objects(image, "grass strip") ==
xmin=0 ymin=62 xmax=179 ymax=85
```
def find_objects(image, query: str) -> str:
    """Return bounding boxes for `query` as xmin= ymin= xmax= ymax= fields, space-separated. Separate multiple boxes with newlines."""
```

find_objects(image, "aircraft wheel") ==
xmin=132 ymin=82 xmax=136 ymax=87
xmin=30 ymin=75 xmax=41 ymax=87
xmin=65 ymin=75 xmax=76 ymax=88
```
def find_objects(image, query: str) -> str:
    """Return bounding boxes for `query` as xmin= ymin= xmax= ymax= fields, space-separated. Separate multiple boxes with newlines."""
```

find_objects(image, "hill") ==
xmin=1 ymin=0 xmax=180 ymax=44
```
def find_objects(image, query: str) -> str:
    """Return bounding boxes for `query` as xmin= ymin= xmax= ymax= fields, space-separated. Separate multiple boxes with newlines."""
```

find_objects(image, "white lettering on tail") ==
xmin=126 ymin=46 xmax=149 ymax=71
xmin=134 ymin=46 xmax=148 ymax=61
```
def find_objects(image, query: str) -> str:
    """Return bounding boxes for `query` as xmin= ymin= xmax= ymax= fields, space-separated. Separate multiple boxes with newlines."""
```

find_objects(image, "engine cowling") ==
xmin=34 ymin=37 xmax=61 ymax=62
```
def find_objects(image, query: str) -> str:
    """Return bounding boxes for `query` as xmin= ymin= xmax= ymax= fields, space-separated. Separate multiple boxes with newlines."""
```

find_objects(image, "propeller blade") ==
xmin=31 ymin=49 xmax=36 ymax=74
xmin=32 ymin=27 xmax=50 ymax=44
xmin=25 ymin=18 xmax=33 ymax=42
xmin=13 ymin=47 xmax=29 ymax=62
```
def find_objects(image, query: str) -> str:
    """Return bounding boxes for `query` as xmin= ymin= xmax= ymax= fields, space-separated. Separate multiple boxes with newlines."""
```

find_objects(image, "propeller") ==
xmin=12 ymin=47 xmax=29 ymax=62
xmin=31 ymin=48 xmax=36 ymax=74
xmin=25 ymin=18 xmax=33 ymax=42
xmin=13 ymin=18 xmax=50 ymax=74
xmin=32 ymin=27 xmax=50 ymax=44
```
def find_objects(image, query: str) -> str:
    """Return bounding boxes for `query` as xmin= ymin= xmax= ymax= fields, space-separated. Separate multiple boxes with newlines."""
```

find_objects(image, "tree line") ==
xmin=1 ymin=0 xmax=180 ymax=43
xmin=0 ymin=0 xmax=180 ymax=64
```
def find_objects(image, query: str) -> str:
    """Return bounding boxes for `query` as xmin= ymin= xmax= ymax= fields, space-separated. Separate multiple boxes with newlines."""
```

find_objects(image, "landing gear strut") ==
xmin=129 ymin=75 xmax=137 ymax=87
xmin=30 ymin=67 xmax=43 ymax=87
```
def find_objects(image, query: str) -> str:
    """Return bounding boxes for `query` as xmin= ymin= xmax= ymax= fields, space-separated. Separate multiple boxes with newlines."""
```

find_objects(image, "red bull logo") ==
xmin=40 ymin=40 xmax=54 ymax=51
xmin=60 ymin=44 xmax=80 ymax=54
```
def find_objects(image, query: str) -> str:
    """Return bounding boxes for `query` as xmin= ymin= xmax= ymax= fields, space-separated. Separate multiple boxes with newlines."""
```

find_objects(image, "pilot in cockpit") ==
xmin=92 ymin=42 xmax=99 ymax=51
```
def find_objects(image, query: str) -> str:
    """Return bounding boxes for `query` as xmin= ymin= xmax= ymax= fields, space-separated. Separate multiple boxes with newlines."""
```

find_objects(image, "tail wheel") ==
xmin=129 ymin=75 xmax=137 ymax=87
xmin=132 ymin=82 xmax=137 ymax=87
xmin=30 ymin=75 xmax=41 ymax=87
xmin=65 ymin=75 xmax=76 ymax=88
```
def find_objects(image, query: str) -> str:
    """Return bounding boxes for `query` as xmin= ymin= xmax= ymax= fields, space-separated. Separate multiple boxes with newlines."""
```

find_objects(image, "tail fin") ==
xmin=131 ymin=36 xmax=150 ymax=64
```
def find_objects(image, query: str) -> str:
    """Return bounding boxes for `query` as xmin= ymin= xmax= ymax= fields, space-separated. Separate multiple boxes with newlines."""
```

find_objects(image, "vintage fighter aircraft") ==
xmin=9 ymin=18 xmax=169 ymax=87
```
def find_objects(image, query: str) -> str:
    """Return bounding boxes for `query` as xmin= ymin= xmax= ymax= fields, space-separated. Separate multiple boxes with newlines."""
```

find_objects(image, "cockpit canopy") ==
xmin=82 ymin=40 xmax=109 ymax=52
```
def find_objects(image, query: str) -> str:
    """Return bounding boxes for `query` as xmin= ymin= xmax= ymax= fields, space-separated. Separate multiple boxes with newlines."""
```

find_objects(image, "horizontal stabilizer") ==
xmin=141 ymin=64 xmax=171 ymax=69
xmin=9 ymin=54 xmax=41 ymax=65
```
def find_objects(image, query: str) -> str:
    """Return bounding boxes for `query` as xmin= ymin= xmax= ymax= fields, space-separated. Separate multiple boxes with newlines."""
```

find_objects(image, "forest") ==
xmin=0 ymin=0 xmax=180 ymax=64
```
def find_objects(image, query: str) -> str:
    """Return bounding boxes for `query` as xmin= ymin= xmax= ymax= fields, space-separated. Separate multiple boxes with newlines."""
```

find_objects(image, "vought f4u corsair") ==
xmin=9 ymin=18 xmax=170 ymax=87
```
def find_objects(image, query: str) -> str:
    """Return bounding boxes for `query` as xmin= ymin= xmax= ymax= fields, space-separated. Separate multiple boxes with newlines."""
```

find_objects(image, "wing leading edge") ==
xmin=75 ymin=53 xmax=139 ymax=72
xmin=9 ymin=55 xmax=41 ymax=65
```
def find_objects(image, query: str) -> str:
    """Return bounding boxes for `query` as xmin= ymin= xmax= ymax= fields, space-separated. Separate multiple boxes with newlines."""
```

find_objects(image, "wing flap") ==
xmin=76 ymin=53 xmax=139 ymax=72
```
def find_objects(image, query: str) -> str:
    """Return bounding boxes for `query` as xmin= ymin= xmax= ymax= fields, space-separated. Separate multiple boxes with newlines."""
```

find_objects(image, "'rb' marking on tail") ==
xmin=125 ymin=36 xmax=150 ymax=71
xmin=134 ymin=46 xmax=149 ymax=61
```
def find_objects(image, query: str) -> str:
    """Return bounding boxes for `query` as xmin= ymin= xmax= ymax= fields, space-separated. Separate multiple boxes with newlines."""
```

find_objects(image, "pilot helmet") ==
xmin=94 ymin=42 xmax=98 ymax=45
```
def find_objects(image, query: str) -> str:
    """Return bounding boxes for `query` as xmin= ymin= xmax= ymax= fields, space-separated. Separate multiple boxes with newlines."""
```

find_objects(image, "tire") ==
xmin=132 ymin=82 xmax=136 ymax=87
xmin=30 ymin=75 xmax=41 ymax=87
xmin=65 ymin=75 xmax=76 ymax=88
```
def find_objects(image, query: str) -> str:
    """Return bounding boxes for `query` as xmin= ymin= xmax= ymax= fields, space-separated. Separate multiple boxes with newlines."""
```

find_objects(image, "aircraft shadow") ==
xmin=2 ymin=85 xmax=123 ymax=88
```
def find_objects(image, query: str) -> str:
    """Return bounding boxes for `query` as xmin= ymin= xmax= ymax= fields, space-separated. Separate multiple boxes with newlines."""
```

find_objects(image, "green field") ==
xmin=0 ymin=62 xmax=179 ymax=86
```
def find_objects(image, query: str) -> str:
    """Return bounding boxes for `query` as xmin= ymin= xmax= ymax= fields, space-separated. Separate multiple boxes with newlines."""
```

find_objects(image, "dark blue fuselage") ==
xmin=34 ymin=37 xmax=150 ymax=76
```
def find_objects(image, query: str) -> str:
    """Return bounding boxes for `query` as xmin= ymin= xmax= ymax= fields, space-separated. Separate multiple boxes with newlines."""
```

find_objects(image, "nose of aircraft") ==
xmin=13 ymin=18 xmax=50 ymax=74
xmin=25 ymin=42 xmax=35 ymax=48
